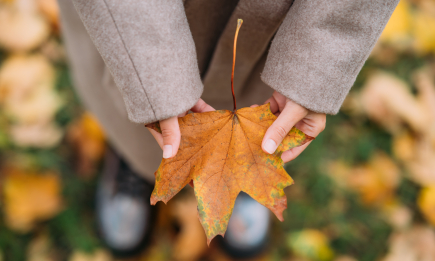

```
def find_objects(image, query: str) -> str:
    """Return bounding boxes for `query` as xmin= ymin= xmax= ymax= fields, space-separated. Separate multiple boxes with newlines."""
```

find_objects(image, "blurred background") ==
xmin=1 ymin=0 xmax=435 ymax=260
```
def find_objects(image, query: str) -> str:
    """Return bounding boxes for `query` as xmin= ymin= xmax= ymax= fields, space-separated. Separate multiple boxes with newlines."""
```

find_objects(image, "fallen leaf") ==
xmin=27 ymin=232 xmax=54 ymax=261
xmin=67 ymin=113 xmax=105 ymax=178
xmin=394 ymin=134 xmax=435 ymax=186
xmin=382 ymin=226 xmax=435 ymax=261
xmin=360 ymin=72 xmax=429 ymax=134
xmin=328 ymin=152 xmax=401 ymax=206
xmin=413 ymin=9 xmax=435 ymax=55
xmin=37 ymin=0 xmax=59 ymax=30
xmin=2 ymin=167 xmax=63 ymax=232
xmin=392 ymin=131 xmax=416 ymax=163
xmin=418 ymin=186 xmax=435 ymax=225
xmin=413 ymin=69 xmax=435 ymax=145
xmin=382 ymin=202 xmax=412 ymax=229
xmin=0 ymin=54 xmax=55 ymax=105
xmin=139 ymin=242 xmax=171 ymax=261
xmin=379 ymin=0 xmax=413 ymax=50
xmin=4 ymin=86 xmax=62 ymax=125
xmin=0 ymin=1 xmax=49 ymax=52
xmin=287 ymin=229 xmax=334 ymax=261
xmin=414 ymin=0 xmax=435 ymax=17
xmin=148 ymin=104 xmax=313 ymax=244
xmin=333 ymin=256 xmax=357 ymax=261
xmin=327 ymin=161 xmax=353 ymax=188
xmin=40 ymin=39 xmax=65 ymax=62
xmin=68 ymin=250 xmax=112 ymax=261
xmin=10 ymin=121 xmax=63 ymax=148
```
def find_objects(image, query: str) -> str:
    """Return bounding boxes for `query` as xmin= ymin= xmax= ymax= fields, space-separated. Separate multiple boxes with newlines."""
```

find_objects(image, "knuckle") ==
xmin=274 ymin=125 xmax=288 ymax=139
xmin=161 ymin=128 xmax=176 ymax=139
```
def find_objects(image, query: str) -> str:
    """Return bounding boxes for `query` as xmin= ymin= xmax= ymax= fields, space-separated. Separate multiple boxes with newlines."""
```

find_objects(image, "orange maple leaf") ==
xmin=148 ymin=105 xmax=313 ymax=244
xmin=146 ymin=19 xmax=314 ymax=244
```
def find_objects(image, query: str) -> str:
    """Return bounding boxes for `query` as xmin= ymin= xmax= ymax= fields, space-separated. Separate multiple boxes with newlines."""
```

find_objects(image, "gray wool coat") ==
xmin=58 ymin=0 xmax=399 ymax=180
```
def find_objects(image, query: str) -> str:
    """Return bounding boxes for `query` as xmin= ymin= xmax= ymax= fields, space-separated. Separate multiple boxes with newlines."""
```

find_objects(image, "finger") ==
xmin=147 ymin=127 xmax=164 ymax=149
xmin=282 ymin=113 xmax=326 ymax=162
xmin=272 ymin=91 xmax=289 ymax=111
xmin=294 ymin=113 xmax=326 ymax=138
xmin=250 ymin=104 xmax=259 ymax=108
xmin=262 ymin=103 xmax=308 ymax=154
xmin=160 ymin=116 xmax=181 ymax=159
xmin=281 ymin=141 xmax=311 ymax=163
xmin=190 ymin=98 xmax=215 ymax=113
xmin=264 ymin=96 xmax=279 ymax=114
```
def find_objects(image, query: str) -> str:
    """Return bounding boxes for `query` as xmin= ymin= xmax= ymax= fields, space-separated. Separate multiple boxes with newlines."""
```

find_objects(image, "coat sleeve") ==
xmin=71 ymin=0 xmax=203 ymax=124
xmin=261 ymin=0 xmax=400 ymax=115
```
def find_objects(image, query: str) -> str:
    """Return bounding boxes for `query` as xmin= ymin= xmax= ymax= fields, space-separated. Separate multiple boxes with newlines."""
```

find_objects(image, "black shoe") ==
xmin=218 ymin=192 xmax=270 ymax=259
xmin=96 ymin=147 xmax=156 ymax=257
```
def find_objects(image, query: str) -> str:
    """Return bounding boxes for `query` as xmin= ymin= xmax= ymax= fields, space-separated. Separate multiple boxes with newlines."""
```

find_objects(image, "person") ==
xmin=57 ymin=0 xmax=399 ymax=257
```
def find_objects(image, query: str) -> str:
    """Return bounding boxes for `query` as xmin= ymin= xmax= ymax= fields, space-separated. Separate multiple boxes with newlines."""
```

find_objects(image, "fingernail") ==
xmin=264 ymin=139 xmax=277 ymax=154
xmin=163 ymin=145 xmax=173 ymax=159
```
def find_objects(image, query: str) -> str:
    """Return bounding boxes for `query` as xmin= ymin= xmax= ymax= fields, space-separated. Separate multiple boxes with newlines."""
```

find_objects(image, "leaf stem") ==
xmin=231 ymin=19 xmax=243 ymax=112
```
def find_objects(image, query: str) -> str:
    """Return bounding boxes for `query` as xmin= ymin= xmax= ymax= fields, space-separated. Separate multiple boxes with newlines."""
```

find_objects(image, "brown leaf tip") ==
xmin=305 ymin=134 xmax=315 ymax=142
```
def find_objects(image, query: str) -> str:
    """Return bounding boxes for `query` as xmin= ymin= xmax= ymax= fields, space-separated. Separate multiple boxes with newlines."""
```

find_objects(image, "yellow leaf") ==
xmin=360 ymin=72 xmax=429 ymax=134
xmin=27 ymin=233 xmax=54 ymax=261
xmin=0 ymin=55 xmax=61 ymax=125
xmin=0 ymin=2 xmax=50 ymax=52
xmin=2 ymin=168 xmax=63 ymax=232
xmin=396 ymin=135 xmax=435 ymax=186
xmin=67 ymin=113 xmax=105 ymax=178
xmin=80 ymin=113 xmax=105 ymax=143
xmin=349 ymin=153 xmax=400 ymax=206
xmin=418 ymin=186 xmax=435 ymax=225
xmin=382 ymin=226 xmax=435 ymax=260
xmin=69 ymin=250 xmax=112 ymax=261
xmin=287 ymin=229 xmax=334 ymax=261
xmin=37 ymin=0 xmax=59 ymax=29
xmin=381 ymin=202 xmax=412 ymax=229
xmin=413 ymin=9 xmax=435 ymax=55
xmin=392 ymin=131 xmax=416 ymax=162
xmin=379 ymin=0 xmax=413 ymax=49
xmin=334 ymin=256 xmax=357 ymax=261
xmin=0 ymin=54 xmax=55 ymax=104
xmin=148 ymin=104 xmax=313 ymax=244
xmin=10 ymin=121 xmax=63 ymax=148
xmin=413 ymin=69 xmax=435 ymax=145
xmin=328 ymin=153 xmax=401 ymax=207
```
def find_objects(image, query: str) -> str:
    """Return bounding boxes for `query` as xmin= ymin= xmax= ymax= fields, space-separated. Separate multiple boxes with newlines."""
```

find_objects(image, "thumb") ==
xmin=160 ymin=116 xmax=181 ymax=159
xmin=262 ymin=103 xmax=307 ymax=154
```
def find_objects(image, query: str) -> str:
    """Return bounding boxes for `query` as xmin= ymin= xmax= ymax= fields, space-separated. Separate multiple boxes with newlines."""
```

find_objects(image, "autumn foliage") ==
xmin=148 ymin=104 xmax=313 ymax=243
xmin=1 ymin=1 xmax=435 ymax=261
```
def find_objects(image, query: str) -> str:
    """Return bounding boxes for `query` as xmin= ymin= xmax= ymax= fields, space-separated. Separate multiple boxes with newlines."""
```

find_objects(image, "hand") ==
xmin=147 ymin=99 xmax=215 ymax=159
xmin=258 ymin=92 xmax=326 ymax=163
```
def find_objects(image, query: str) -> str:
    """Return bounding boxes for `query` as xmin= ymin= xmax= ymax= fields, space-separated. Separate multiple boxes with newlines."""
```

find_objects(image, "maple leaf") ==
xmin=146 ymin=19 xmax=314 ymax=244
xmin=147 ymin=104 xmax=313 ymax=243
xmin=2 ymin=167 xmax=63 ymax=232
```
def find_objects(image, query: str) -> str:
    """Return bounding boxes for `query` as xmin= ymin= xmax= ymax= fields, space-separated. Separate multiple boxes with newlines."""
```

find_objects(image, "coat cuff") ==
xmin=72 ymin=0 xmax=203 ymax=124
xmin=261 ymin=0 xmax=399 ymax=115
